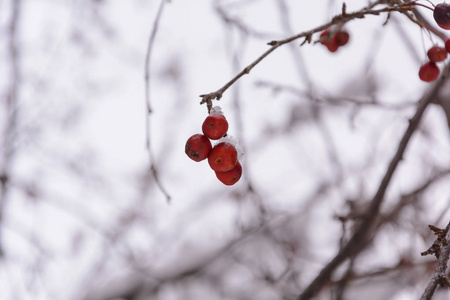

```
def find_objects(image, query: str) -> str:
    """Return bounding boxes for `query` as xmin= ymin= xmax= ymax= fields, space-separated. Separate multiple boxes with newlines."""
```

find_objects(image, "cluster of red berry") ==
xmin=319 ymin=28 xmax=350 ymax=52
xmin=419 ymin=45 xmax=448 ymax=82
xmin=185 ymin=107 xmax=242 ymax=186
xmin=316 ymin=3 xmax=450 ymax=83
xmin=419 ymin=2 xmax=450 ymax=82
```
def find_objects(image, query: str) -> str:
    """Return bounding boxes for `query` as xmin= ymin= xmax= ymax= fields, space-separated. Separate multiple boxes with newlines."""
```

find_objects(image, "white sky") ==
xmin=1 ymin=0 xmax=450 ymax=299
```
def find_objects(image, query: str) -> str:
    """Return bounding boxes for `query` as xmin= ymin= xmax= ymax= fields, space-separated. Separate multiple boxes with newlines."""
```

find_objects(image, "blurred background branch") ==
xmin=0 ymin=1 xmax=449 ymax=300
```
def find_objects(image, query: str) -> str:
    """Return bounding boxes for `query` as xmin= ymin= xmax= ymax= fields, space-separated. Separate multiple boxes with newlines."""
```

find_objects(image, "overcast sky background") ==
xmin=1 ymin=0 xmax=450 ymax=299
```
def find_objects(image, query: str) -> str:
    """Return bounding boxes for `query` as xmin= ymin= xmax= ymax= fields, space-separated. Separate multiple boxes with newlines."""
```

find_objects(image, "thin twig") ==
xmin=144 ymin=0 xmax=171 ymax=203
xmin=406 ymin=0 xmax=448 ymax=42
xmin=215 ymin=4 xmax=273 ymax=39
xmin=199 ymin=4 xmax=415 ymax=111
xmin=296 ymin=64 xmax=450 ymax=300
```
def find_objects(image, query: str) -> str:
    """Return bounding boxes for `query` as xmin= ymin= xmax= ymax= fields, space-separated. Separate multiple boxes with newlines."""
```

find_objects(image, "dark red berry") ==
xmin=185 ymin=134 xmax=212 ymax=162
xmin=319 ymin=28 xmax=349 ymax=52
xmin=208 ymin=142 xmax=237 ymax=172
xmin=335 ymin=31 xmax=349 ymax=47
xmin=427 ymin=46 xmax=448 ymax=62
xmin=215 ymin=162 xmax=242 ymax=186
xmin=319 ymin=28 xmax=331 ymax=43
xmin=445 ymin=39 xmax=450 ymax=53
xmin=202 ymin=114 xmax=229 ymax=140
xmin=325 ymin=43 xmax=339 ymax=52
xmin=320 ymin=29 xmax=338 ymax=52
xmin=434 ymin=3 xmax=450 ymax=30
xmin=419 ymin=62 xmax=440 ymax=82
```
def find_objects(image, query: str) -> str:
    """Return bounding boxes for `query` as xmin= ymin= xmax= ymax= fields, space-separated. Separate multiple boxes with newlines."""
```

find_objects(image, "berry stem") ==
xmin=408 ymin=5 xmax=448 ymax=42
xmin=411 ymin=1 xmax=434 ymax=12
xmin=199 ymin=4 xmax=414 ymax=111
xmin=424 ymin=0 xmax=436 ymax=9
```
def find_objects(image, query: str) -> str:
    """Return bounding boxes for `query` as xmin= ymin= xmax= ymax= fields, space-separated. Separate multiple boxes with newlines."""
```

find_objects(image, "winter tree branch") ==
xmin=419 ymin=221 xmax=450 ymax=300
xmin=296 ymin=64 xmax=450 ymax=300
xmin=199 ymin=2 xmax=415 ymax=112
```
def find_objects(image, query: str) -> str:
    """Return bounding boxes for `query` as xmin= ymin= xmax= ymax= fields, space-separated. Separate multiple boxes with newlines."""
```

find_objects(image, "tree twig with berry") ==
xmin=195 ymin=2 xmax=450 ymax=297
xmin=199 ymin=2 xmax=416 ymax=112
xmin=296 ymin=62 xmax=450 ymax=300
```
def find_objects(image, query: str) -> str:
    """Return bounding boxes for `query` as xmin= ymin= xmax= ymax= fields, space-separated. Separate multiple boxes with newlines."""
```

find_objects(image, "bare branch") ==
xmin=296 ymin=64 xmax=450 ymax=300
xmin=199 ymin=3 xmax=415 ymax=111
xmin=420 ymin=221 xmax=450 ymax=300
xmin=144 ymin=0 xmax=171 ymax=202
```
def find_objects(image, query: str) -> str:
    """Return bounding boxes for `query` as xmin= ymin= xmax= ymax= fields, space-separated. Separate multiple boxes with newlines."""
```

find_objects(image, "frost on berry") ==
xmin=217 ymin=135 xmax=244 ymax=164
xmin=210 ymin=106 xmax=224 ymax=116
xmin=208 ymin=142 xmax=238 ymax=172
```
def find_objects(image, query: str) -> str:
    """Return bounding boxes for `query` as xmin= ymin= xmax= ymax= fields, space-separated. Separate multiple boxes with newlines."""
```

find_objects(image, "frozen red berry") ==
xmin=202 ymin=114 xmax=229 ymax=140
xmin=185 ymin=134 xmax=212 ymax=162
xmin=445 ymin=39 xmax=450 ymax=53
xmin=208 ymin=142 xmax=237 ymax=172
xmin=419 ymin=62 xmax=440 ymax=82
xmin=215 ymin=162 xmax=242 ymax=186
xmin=427 ymin=46 xmax=448 ymax=62
xmin=434 ymin=3 xmax=450 ymax=30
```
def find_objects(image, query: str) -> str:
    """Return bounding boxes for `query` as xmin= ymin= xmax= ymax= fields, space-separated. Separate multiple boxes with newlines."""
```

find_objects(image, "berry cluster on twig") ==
xmin=185 ymin=107 xmax=243 ymax=186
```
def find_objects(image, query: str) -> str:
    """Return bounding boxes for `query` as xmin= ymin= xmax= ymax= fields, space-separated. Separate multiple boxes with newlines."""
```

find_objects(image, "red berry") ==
xmin=319 ymin=28 xmax=349 ymax=52
xmin=427 ymin=46 xmax=448 ymax=62
xmin=445 ymin=39 xmax=450 ymax=53
xmin=185 ymin=134 xmax=212 ymax=162
xmin=434 ymin=3 xmax=450 ymax=30
xmin=202 ymin=114 xmax=229 ymax=140
xmin=335 ymin=31 xmax=349 ymax=47
xmin=320 ymin=29 xmax=338 ymax=52
xmin=418 ymin=62 xmax=440 ymax=82
xmin=319 ymin=28 xmax=331 ymax=42
xmin=208 ymin=142 xmax=237 ymax=172
xmin=215 ymin=162 xmax=242 ymax=186
xmin=325 ymin=42 xmax=339 ymax=53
